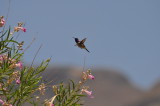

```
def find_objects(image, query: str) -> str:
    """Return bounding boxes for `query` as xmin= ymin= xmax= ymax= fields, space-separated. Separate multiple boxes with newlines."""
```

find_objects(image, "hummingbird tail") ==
xmin=85 ymin=48 xmax=90 ymax=53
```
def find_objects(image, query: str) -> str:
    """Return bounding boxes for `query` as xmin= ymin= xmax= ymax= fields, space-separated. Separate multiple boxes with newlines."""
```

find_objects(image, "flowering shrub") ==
xmin=0 ymin=16 xmax=94 ymax=106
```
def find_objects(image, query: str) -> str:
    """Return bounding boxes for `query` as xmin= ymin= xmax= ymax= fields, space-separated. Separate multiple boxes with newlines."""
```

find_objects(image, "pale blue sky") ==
xmin=1 ymin=0 xmax=160 ymax=89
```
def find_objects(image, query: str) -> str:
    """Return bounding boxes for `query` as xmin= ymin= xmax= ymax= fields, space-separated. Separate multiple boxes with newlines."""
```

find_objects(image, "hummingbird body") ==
xmin=73 ymin=37 xmax=90 ymax=53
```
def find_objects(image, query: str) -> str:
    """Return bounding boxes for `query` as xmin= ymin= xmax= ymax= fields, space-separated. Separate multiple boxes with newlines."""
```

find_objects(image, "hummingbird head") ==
xmin=73 ymin=37 xmax=79 ymax=43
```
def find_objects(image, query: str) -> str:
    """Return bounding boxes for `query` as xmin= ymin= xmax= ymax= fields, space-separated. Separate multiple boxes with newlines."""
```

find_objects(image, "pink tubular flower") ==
xmin=15 ymin=61 xmax=22 ymax=70
xmin=0 ymin=99 xmax=4 ymax=104
xmin=0 ymin=55 xmax=3 ymax=61
xmin=20 ymin=27 xmax=26 ymax=32
xmin=82 ymin=89 xmax=94 ymax=98
xmin=84 ymin=90 xmax=92 ymax=96
xmin=88 ymin=74 xmax=95 ymax=80
xmin=0 ymin=16 xmax=5 ymax=27
xmin=0 ymin=99 xmax=12 ymax=106
xmin=16 ymin=79 xmax=20 ymax=84
xmin=14 ymin=27 xmax=26 ymax=32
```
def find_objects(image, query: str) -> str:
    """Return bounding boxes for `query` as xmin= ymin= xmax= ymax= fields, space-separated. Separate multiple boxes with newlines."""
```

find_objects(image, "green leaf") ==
xmin=70 ymin=80 xmax=75 ymax=90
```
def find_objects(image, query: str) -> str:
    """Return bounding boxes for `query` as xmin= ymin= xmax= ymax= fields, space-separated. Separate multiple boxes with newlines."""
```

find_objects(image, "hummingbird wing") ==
xmin=80 ymin=38 xmax=87 ymax=44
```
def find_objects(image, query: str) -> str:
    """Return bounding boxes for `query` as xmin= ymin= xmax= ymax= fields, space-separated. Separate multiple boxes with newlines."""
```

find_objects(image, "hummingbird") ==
xmin=73 ymin=37 xmax=90 ymax=53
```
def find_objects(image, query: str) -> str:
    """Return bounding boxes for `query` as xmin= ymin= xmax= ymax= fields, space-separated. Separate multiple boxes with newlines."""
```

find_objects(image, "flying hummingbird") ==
xmin=73 ymin=37 xmax=90 ymax=53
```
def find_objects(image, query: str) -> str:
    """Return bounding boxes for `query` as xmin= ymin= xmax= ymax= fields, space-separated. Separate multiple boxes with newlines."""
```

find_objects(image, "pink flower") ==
xmin=0 ymin=55 xmax=3 ymax=61
xmin=16 ymin=79 xmax=20 ymax=84
xmin=20 ymin=27 xmax=26 ymax=32
xmin=0 ymin=99 xmax=4 ymax=104
xmin=15 ymin=61 xmax=22 ymax=70
xmin=88 ymin=74 xmax=95 ymax=80
xmin=0 ymin=16 xmax=5 ymax=27
xmin=84 ymin=90 xmax=92 ymax=96
xmin=83 ymin=89 xmax=94 ymax=98
xmin=14 ymin=27 xmax=26 ymax=32
xmin=0 ymin=99 xmax=12 ymax=106
xmin=0 ymin=54 xmax=7 ymax=61
xmin=51 ymin=104 xmax=54 ymax=106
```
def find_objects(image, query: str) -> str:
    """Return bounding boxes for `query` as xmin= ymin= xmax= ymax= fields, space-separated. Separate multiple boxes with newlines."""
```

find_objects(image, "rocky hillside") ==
xmin=126 ymin=81 xmax=160 ymax=106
